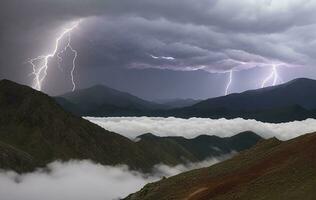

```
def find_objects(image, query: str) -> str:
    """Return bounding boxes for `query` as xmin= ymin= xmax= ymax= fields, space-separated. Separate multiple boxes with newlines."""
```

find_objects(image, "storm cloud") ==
xmin=2 ymin=0 xmax=316 ymax=95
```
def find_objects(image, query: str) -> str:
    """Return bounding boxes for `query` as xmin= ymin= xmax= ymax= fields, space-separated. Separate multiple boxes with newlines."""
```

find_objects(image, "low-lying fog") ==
xmin=0 ymin=157 xmax=228 ymax=200
xmin=86 ymin=117 xmax=316 ymax=140
xmin=4 ymin=117 xmax=316 ymax=200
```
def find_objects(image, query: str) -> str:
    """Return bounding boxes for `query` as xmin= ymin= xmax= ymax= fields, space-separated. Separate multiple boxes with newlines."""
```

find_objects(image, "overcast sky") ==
xmin=1 ymin=0 xmax=316 ymax=99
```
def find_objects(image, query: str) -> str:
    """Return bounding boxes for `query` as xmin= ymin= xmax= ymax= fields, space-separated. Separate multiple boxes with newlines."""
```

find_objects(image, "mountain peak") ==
xmin=137 ymin=133 xmax=159 ymax=139
xmin=231 ymin=131 xmax=261 ymax=139
xmin=282 ymin=77 xmax=316 ymax=86
xmin=57 ymin=83 xmax=166 ymax=116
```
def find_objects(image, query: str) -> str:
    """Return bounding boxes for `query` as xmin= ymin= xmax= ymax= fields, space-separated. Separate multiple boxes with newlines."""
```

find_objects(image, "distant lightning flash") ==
xmin=261 ymin=64 xmax=281 ymax=88
xmin=149 ymin=54 xmax=175 ymax=60
xmin=225 ymin=70 xmax=233 ymax=95
xmin=28 ymin=20 xmax=81 ymax=91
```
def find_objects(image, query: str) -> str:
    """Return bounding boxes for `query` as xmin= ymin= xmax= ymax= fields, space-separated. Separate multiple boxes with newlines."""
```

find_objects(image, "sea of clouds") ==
xmin=0 ymin=157 xmax=226 ymax=200
xmin=85 ymin=117 xmax=316 ymax=140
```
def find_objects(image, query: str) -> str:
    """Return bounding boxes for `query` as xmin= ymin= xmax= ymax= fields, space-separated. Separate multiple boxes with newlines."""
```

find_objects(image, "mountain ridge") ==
xmin=190 ymin=78 xmax=316 ymax=110
xmin=154 ymin=98 xmax=201 ymax=108
xmin=55 ymin=78 xmax=316 ymax=122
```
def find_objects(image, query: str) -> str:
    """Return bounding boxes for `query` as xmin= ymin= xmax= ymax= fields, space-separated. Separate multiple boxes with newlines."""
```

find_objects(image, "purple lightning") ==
xmin=149 ymin=54 xmax=175 ymax=60
xmin=261 ymin=64 xmax=281 ymax=88
xmin=28 ymin=20 xmax=81 ymax=91
xmin=225 ymin=70 xmax=233 ymax=95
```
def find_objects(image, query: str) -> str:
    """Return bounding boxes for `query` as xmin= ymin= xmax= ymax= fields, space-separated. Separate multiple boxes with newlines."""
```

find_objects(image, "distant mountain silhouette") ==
xmin=56 ymin=78 xmax=316 ymax=122
xmin=163 ymin=78 xmax=316 ymax=122
xmin=56 ymin=84 xmax=166 ymax=116
xmin=192 ymin=78 xmax=316 ymax=111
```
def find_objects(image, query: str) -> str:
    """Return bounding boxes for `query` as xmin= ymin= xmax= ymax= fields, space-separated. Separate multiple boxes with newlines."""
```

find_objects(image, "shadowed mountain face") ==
xmin=126 ymin=132 xmax=316 ymax=200
xmin=56 ymin=85 xmax=166 ymax=116
xmin=0 ymin=80 xmax=262 ymax=173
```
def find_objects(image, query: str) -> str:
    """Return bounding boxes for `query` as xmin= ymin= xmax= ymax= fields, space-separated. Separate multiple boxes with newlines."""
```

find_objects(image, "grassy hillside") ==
xmin=126 ymin=131 xmax=316 ymax=200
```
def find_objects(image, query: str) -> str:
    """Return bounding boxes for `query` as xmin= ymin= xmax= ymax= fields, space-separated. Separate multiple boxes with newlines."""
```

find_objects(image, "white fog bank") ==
xmin=0 ymin=157 xmax=227 ymax=200
xmin=85 ymin=117 xmax=316 ymax=140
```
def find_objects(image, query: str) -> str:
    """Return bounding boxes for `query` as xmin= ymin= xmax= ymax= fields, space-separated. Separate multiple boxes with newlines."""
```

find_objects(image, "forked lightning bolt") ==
xmin=261 ymin=65 xmax=280 ymax=88
xmin=225 ymin=70 xmax=233 ymax=95
xmin=28 ymin=20 xmax=81 ymax=91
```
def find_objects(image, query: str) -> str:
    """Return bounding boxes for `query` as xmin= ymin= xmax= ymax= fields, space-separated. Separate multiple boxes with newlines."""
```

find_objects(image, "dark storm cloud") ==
xmin=1 ymin=0 xmax=316 ymax=94
xmin=78 ymin=14 xmax=308 ymax=73
xmin=3 ymin=0 xmax=316 ymax=32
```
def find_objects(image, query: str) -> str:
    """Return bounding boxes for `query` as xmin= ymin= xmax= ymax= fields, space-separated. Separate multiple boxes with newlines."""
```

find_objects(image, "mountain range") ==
xmin=126 ymin=131 xmax=316 ymax=200
xmin=0 ymin=80 xmax=261 ymax=172
xmin=56 ymin=78 xmax=316 ymax=122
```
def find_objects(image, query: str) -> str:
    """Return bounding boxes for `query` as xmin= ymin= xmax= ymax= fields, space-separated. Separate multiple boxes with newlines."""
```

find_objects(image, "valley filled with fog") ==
xmin=0 ymin=157 xmax=228 ymax=200
xmin=86 ymin=117 xmax=316 ymax=140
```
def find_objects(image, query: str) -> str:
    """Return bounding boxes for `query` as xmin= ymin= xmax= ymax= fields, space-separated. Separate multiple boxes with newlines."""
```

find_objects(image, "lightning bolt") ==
xmin=225 ymin=70 xmax=233 ymax=95
xmin=149 ymin=54 xmax=175 ymax=60
xmin=28 ymin=20 xmax=81 ymax=91
xmin=261 ymin=64 xmax=281 ymax=88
